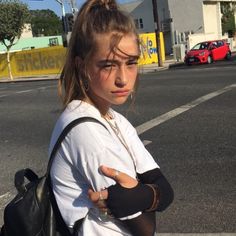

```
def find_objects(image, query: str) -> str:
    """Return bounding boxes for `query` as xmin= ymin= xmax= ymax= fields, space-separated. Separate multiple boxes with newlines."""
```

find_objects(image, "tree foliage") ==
xmin=0 ymin=0 xmax=30 ymax=79
xmin=30 ymin=9 xmax=63 ymax=37
xmin=0 ymin=0 xmax=30 ymax=48
xmin=221 ymin=2 xmax=236 ymax=37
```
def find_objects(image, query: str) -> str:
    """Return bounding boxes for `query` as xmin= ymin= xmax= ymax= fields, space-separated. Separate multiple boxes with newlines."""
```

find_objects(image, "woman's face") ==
xmin=86 ymin=32 xmax=139 ymax=114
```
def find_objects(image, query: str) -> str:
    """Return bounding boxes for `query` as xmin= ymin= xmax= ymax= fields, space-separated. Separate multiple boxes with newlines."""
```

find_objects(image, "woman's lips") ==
xmin=111 ymin=90 xmax=130 ymax=97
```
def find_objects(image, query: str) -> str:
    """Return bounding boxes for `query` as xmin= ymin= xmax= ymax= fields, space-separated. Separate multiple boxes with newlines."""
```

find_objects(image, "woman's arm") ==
xmin=88 ymin=166 xmax=157 ymax=236
xmin=137 ymin=168 xmax=174 ymax=212
xmin=88 ymin=165 xmax=154 ymax=218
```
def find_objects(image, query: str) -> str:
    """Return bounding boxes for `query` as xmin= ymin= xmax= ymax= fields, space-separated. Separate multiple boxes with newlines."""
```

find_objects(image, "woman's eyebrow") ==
xmin=98 ymin=56 xmax=139 ymax=63
xmin=97 ymin=59 xmax=118 ymax=65
xmin=128 ymin=56 xmax=139 ymax=60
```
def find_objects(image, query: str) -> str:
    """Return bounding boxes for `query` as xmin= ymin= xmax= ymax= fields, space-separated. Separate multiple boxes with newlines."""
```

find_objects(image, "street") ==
xmin=0 ymin=61 xmax=235 ymax=234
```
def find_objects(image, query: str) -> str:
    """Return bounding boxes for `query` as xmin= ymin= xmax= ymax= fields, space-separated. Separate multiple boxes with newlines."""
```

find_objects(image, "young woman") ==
xmin=49 ymin=0 xmax=174 ymax=235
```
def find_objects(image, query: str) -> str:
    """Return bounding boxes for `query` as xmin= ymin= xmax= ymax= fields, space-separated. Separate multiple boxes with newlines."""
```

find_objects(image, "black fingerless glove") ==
xmin=106 ymin=183 xmax=154 ymax=218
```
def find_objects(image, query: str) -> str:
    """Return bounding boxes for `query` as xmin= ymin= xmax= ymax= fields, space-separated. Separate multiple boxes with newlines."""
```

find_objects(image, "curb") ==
xmin=0 ymin=75 xmax=59 ymax=83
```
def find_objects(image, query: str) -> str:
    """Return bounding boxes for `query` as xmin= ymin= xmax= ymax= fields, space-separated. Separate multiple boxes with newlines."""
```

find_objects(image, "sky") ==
xmin=21 ymin=0 xmax=133 ymax=17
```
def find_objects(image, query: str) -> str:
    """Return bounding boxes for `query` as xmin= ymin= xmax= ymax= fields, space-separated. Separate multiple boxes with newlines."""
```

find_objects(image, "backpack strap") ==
xmin=47 ymin=116 xmax=107 ymax=174
xmin=47 ymin=116 xmax=107 ymax=235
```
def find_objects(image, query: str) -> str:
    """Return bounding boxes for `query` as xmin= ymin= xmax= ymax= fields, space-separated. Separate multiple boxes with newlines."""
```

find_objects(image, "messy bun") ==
xmin=96 ymin=0 xmax=118 ymax=10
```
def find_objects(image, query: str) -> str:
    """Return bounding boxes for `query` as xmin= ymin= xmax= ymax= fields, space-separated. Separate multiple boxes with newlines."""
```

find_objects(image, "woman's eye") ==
xmin=127 ymin=60 xmax=138 ymax=66
xmin=102 ymin=64 xmax=116 ymax=70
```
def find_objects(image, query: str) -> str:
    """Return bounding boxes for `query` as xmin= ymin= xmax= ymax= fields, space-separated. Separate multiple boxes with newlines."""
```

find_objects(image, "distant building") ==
xmin=121 ymin=0 xmax=236 ymax=54
xmin=21 ymin=24 xmax=33 ymax=39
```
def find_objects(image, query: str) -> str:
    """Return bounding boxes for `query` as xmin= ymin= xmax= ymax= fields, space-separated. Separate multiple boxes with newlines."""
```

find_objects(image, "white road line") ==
xmin=158 ymin=234 xmax=236 ymax=236
xmin=0 ymin=192 xmax=11 ymax=200
xmin=0 ymin=85 xmax=56 ymax=98
xmin=136 ymin=83 xmax=236 ymax=135
xmin=142 ymin=139 xmax=152 ymax=146
xmin=16 ymin=89 xmax=33 ymax=94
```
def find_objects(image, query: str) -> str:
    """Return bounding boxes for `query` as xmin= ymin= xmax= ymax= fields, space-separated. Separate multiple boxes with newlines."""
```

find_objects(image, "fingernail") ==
xmin=100 ymin=165 xmax=107 ymax=171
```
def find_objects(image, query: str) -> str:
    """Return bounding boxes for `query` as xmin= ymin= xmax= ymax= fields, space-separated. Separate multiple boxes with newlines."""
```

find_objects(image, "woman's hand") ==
xmin=88 ymin=165 xmax=138 ymax=213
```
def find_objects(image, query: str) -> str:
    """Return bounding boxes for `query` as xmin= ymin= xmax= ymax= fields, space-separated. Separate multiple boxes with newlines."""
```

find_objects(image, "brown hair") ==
xmin=59 ymin=0 xmax=140 ymax=107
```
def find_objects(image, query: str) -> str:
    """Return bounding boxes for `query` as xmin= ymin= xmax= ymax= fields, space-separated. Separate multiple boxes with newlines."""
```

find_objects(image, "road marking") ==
xmin=16 ymin=89 xmax=33 ymax=94
xmin=0 ymin=85 xmax=56 ymax=98
xmin=0 ymin=192 xmax=12 ymax=209
xmin=157 ymin=234 xmax=236 ymax=236
xmin=136 ymin=83 xmax=236 ymax=135
xmin=142 ymin=139 xmax=152 ymax=146
xmin=0 ymin=192 xmax=11 ymax=200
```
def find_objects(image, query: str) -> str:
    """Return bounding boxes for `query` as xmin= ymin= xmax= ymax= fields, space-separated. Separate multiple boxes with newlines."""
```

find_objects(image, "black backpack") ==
xmin=0 ymin=117 xmax=103 ymax=236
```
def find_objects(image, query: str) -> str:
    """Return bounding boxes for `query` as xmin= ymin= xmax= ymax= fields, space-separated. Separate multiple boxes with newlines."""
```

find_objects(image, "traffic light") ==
xmin=62 ymin=13 xmax=74 ymax=33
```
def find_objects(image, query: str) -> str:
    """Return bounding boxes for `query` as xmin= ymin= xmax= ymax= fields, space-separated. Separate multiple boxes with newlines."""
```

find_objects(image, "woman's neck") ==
xmin=82 ymin=96 xmax=111 ymax=118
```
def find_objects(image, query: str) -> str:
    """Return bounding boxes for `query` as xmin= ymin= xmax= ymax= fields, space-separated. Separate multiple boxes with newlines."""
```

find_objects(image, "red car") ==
xmin=185 ymin=40 xmax=231 ymax=65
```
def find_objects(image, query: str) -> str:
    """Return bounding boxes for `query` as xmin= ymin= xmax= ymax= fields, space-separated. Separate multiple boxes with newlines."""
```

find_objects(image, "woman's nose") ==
xmin=115 ymin=66 xmax=128 ymax=87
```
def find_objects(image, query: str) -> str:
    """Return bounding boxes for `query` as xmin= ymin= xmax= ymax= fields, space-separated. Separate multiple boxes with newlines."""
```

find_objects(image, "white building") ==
xmin=121 ymin=0 xmax=236 ymax=54
xmin=21 ymin=24 xmax=33 ymax=39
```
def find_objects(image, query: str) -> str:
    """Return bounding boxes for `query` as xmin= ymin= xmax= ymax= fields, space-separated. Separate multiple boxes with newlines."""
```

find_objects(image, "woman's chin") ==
xmin=112 ymin=97 xmax=129 ymax=105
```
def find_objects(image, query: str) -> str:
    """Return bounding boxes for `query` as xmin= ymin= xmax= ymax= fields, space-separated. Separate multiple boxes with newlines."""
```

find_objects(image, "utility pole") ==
xmin=152 ymin=0 xmax=163 ymax=67
xmin=55 ymin=0 xmax=68 ymax=46
xmin=69 ymin=0 xmax=78 ymax=14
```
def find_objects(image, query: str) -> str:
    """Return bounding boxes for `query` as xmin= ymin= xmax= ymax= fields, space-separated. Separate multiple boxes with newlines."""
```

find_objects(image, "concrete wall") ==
xmin=203 ymin=2 xmax=222 ymax=38
xmin=168 ymin=0 xmax=204 ymax=33
xmin=0 ymin=46 xmax=66 ymax=79
xmin=0 ymin=36 xmax=63 ymax=53
xmin=128 ymin=0 xmax=154 ymax=33
xmin=187 ymin=33 xmax=228 ymax=49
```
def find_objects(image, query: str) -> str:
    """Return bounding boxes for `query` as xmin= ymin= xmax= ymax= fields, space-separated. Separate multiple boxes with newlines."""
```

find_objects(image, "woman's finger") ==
xmin=99 ymin=165 xmax=138 ymax=188
xmin=88 ymin=189 xmax=108 ymax=202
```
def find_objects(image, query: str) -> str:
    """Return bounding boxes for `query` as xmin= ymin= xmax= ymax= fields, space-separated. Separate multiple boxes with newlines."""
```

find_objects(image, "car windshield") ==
xmin=191 ymin=42 xmax=210 ymax=50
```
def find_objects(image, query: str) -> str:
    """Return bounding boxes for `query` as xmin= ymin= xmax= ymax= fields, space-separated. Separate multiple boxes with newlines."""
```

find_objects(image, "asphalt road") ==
xmin=0 ymin=60 xmax=235 ymax=233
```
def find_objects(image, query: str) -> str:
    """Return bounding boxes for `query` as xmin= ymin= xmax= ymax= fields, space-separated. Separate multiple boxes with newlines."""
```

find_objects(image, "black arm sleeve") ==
xmin=123 ymin=211 xmax=156 ymax=236
xmin=107 ymin=183 xmax=154 ymax=218
xmin=137 ymin=168 xmax=174 ymax=212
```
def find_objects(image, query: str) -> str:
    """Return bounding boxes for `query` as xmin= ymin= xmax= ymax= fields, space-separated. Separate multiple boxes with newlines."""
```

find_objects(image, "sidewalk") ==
xmin=139 ymin=57 xmax=183 ymax=74
xmin=0 ymin=74 xmax=60 ymax=83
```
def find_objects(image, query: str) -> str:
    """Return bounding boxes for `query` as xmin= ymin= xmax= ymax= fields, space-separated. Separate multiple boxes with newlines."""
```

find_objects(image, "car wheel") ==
xmin=225 ymin=51 xmax=231 ymax=60
xmin=185 ymin=61 xmax=191 ymax=66
xmin=207 ymin=56 xmax=213 ymax=64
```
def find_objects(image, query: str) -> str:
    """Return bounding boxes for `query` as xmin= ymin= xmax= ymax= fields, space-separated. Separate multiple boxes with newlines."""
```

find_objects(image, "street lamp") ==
xmin=55 ymin=0 xmax=65 ymax=17
xmin=55 ymin=0 xmax=68 ymax=32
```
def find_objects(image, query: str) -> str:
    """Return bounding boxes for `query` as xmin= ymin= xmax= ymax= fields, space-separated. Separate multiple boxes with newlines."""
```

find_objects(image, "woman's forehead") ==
xmin=94 ymin=32 xmax=139 ymax=58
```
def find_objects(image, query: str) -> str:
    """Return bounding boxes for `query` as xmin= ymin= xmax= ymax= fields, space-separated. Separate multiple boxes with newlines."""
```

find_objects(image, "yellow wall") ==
xmin=0 ymin=46 xmax=66 ymax=79
xmin=0 ymin=33 xmax=166 ymax=79
xmin=139 ymin=32 xmax=165 ymax=65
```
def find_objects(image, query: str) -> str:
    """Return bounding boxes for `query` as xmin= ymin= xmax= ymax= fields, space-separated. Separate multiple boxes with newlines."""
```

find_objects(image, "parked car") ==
xmin=184 ymin=40 xmax=231 ymax=65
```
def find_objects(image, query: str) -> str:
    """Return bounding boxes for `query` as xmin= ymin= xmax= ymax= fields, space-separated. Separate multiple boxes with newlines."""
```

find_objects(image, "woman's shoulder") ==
xmin=112 ymin=109 xmax=136 ymax=134
xmin=49 ymin=100 xmax=105 ymax=155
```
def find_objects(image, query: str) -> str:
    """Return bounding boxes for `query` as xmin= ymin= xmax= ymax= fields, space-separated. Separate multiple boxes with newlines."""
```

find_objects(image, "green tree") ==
xmin=30 ymin=9 xmax=63 ymax=37
xmin=221 ymin=2 xmax=236 ymax=37
xmin=0 ymin=0 xmax=30 ymax=80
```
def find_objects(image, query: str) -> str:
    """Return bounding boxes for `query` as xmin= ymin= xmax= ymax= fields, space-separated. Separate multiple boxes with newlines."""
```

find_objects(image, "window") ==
xmin=217 ymin=41 xmax=224 ymax=47
xmin=49 ymin=38 xmax=59 ymax=46
xmin=139 ymin=18 xmax=144 ymax=29
xmin=134 ymin=18 xmax=144 ymax=29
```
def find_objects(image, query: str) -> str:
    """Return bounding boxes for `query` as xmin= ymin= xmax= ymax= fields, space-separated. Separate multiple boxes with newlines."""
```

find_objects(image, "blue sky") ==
xmin=21 ymin=0 xmax=133 ymax=17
